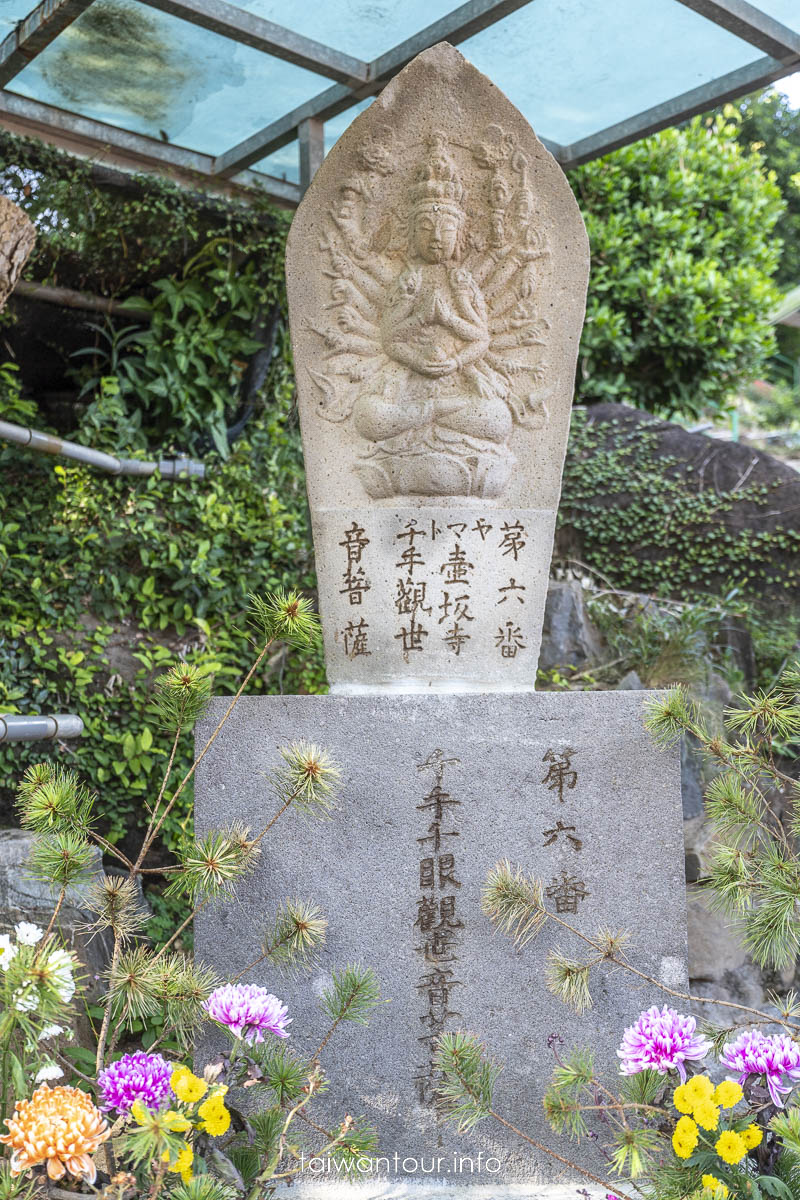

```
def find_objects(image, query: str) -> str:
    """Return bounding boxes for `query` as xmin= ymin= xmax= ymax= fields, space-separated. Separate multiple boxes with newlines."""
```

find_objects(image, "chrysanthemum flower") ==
xmin=171 ymin=1066 xmax=208 ymax=1103
xmin=14 ymin=923 xmax=43 ymax=946
xmin=162 ymin=1140 xmax=193 ymax=1183
xmin=197 ymin=1093 xmax=231 ymax=1137
xmin=684 ymin=1074 xmax=715 ymax=1106
xmin=715 ymin=1129 xmax=746 ymax=1164
xmin=693 ymin=1100 xmax=720 ymax=1131
xmin=702 ymin=1175 xmax=729 ymax=1198
xmin=33 ymin=1063 xmax=63 ymax=1084
xmin=0 ymin=1085 xmax=110 ymax=1182
xmin=203 ymin=983 xmax=290 ymax=1044
xmin=720 ymin=1030 xmax=800 ymax=1107
xmin=97 ymin=1051 xmax=173 ymax=1114
xmin=713 ymin=1079 xmax=743 ymax=1109
xmin=36 ymin=946 xmax=77 ymax=1002
xmin=672 ymin=1083 xmax=693 ymax=1114
xmin=618 ymin=1006 xmax=710 ymax=1082
xmin=741 ymin=1124 xmax=763 ymax=1149
xmin=672 ymin=1114 xmax=699 ymax=1159
xmin=0 ymin=934 xmax=16 ymax=970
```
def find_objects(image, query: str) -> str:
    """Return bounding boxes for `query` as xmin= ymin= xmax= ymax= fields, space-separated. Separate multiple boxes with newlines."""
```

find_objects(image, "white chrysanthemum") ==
xmin=38 ymin=1024 xmax=65 ymax=1042
xmin=34 ymin=1062 xmax=64 ymax=1083
xmin=45 ymin=948 xmax=76 ymax=1001
xmin=15 ymin=922 xmax=44 ymax=946
xmin=14 ymin=988 xmax=38 ymax=1013
xmin=0 ymin=934 xmax=17 ymax=970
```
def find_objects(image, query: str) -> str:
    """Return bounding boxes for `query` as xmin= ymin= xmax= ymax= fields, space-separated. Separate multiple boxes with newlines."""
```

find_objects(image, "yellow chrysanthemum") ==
xmin=164 ymin=1109 xmax=192 ymax=1133
xmin=170 ymin=1067 xmax=207 ymax=1104
xmin=162 ymin=1140 xmax=193 ymax=1181
xmin=673 ymin=1083 xmax=694 ymax=1114
xmin=741 ymin=1124 xmax=763 ymax=1150
xmin=675 ymin=1115 xmax=699 ymax=1139
xmin=694 ymin=1101 xmax=721 ymax=1131
xmin=672 ymin=1133 xmax=696 ymax=1159
xmin=702 ymin=1174 xmax=729 ymax=1198
xmin=198 ymin=1094 xmax=231 ymax=1137
xmin=0 ymin=1085 xmax=110 ymax=1183
xmin=671 ymin=1114 xmax=699 ymax=1160
xmin=685 ymin=1075 xmax=715 ymax=1105
xmin=713 ymin=1079 xmax=743 ymax=1109
xmin=715 ymin=1130 xmax=746 ymax=1165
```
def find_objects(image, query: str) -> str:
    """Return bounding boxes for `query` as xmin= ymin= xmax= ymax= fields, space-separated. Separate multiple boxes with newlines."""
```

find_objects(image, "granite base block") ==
xmin=195 ymin=691 xmax=686 ymax=1194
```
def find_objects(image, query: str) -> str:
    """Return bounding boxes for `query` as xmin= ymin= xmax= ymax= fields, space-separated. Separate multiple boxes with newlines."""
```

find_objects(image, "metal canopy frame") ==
xmin=0 ymin=0 xmax=799 ymax=205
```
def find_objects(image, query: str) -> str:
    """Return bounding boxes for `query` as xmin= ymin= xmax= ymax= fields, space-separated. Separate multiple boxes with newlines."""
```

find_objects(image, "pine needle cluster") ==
xmin=168 ymin=825 xmax=259 ymax=903
xmin=271 ymin=742 xmax=341 ymax=815
xmin=262 ymin=899 xmax=328 ymax=975
xmin=645 ymin=666 xmax=800 ymax=969
xmin=247 ymin=589 xmax=320 ymax=649
xmin=152 ymin=661 xmax=212 ymax=729
xmin=319 ymin=965 xmax=382 ymax=1029
xmin=434 ymin=1032 xmax=502 ymax=1132
xmin=480 ymin=859 xmax=547 ymax=947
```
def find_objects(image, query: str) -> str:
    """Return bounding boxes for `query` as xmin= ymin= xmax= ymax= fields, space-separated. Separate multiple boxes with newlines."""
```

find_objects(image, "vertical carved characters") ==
xmin=307 ymin=123 xmax=552 ymax=500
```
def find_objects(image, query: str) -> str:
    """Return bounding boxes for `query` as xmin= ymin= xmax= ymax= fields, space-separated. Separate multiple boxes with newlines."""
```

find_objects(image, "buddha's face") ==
xmin=412 ymin=205 xmax=461 ymax=263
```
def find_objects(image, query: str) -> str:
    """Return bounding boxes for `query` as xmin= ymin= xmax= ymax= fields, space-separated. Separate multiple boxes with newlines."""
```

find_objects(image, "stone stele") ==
xmin=286 ymin=42 xmax=589 ymax=694
xmin=195 ymin=691 xmax=687 ymax=1198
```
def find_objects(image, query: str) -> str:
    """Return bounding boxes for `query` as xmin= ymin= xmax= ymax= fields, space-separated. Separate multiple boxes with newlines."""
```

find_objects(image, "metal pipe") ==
xmin=0 ymin=713 xmax=84 ymax=742
xmin=0 ymin=420 xmax=205 ymax=478
xmin=12 ymin=279 xmax=151 ymax=321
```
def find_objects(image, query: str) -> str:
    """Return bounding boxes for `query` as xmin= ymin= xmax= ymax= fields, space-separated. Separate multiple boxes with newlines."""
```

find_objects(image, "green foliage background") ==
xmin=0 ymin=102 xmax=791 ymax=855
xmin=571 ymin=113 xmax=783 ymax=419
xmin=0 ymin=135 xmax=324 ymax=859
xmin=726 ymin=90 xmax=800 ymax=291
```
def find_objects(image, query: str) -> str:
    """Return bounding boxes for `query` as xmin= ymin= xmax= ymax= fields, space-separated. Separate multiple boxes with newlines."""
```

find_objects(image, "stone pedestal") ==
xmin=195 ymin=690 xmax=686 ymax=1195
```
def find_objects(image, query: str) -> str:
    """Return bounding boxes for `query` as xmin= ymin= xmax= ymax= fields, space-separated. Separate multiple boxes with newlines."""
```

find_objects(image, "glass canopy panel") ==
xmin=254 ymin=98 xmax=374 ymax=183
xmin=6 ymin=0 xmax=331 ymax=155
xmin=461 ymin=0 xmax=768 ymax=146
xmin=233 ymin=0 xmax=460 ymax=62
xmin=0 ymin=0 xmax=41 ymax=31
xmin=748 ymin=2 xmax=800 ymax=30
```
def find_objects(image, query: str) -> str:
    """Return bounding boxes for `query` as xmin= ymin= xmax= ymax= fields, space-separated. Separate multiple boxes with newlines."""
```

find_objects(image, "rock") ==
xmin=679 ymin=670 xmax=733 ymax=819
xmin=557 ymin=401 xmax=800 ymax=601
xmin=681 ymin=736 xmax=705 ymax=819
xmin=616 ymin=669 xmax=644 ymax=691
xmin=687 ymin=889 xmax=748 ymax=983
xmin=0 ymin=830 xmax=111 ymax=982
xmin=538 ymin=580 xmax=605 ymax=671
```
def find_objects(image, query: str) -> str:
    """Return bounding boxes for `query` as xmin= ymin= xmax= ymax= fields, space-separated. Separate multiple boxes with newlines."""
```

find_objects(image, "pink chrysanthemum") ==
xmin=96 ymin=1051 xmax=173 ymax=1115
xmin=721 ymin=1030 xmax=800 ymax=1108
xmin=203 ymin=983 xmax=290 ymax=1044
xmin=617 ymin=1005 xmax=710 ymax=1083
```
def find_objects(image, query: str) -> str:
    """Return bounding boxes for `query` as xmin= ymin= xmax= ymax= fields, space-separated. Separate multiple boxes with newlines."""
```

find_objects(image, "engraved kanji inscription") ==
xmin=546 ymin=871 xmax=590 ymax=914
xmin=542 ymin=748 xmax=577 ymax=802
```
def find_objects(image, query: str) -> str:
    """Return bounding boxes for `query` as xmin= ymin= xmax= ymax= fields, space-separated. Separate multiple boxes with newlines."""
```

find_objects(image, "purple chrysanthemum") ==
xmin=720 ymin=1030 xmax=800 ymax=1107
xmin=617 ymin=1005 xmax=711 ymax=1083
xmin=203 ymin=983 xmax=291 ymax=1044
xmin=96 ymin=1051 xmax=173 ymax=1114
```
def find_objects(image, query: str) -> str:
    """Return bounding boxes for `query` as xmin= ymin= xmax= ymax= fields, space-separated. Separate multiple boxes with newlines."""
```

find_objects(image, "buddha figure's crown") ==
xmin=410 ymin=131 xmax=465 ymax=214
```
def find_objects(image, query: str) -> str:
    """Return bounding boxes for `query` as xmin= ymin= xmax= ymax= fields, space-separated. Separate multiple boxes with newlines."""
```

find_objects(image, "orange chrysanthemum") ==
xmin=0 ymin=1084 xmax=110 ymax=1183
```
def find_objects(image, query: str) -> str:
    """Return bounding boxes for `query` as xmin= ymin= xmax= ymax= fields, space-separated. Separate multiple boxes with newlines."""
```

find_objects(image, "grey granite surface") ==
xmin=195 ymin=691 xmax=686 ymax=1193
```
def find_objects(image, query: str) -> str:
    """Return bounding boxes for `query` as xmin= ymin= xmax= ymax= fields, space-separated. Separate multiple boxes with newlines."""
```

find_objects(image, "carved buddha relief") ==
xmin=307 ymin=125 xmax=551 ymax=501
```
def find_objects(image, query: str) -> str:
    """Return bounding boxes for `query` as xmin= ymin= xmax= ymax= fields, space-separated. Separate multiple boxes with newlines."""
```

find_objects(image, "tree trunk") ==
xmin=0 ymin=194 xmax=35 ymax=311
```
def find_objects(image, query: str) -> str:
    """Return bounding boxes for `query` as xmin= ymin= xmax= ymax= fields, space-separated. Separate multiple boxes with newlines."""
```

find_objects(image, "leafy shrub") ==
xmin=571 ymin=114 xmax=783 ymax=419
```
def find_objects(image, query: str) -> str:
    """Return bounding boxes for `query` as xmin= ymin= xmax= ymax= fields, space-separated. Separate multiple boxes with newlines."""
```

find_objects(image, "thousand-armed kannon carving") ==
xmin=307 ymin=126 xmax=551 ymax=501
